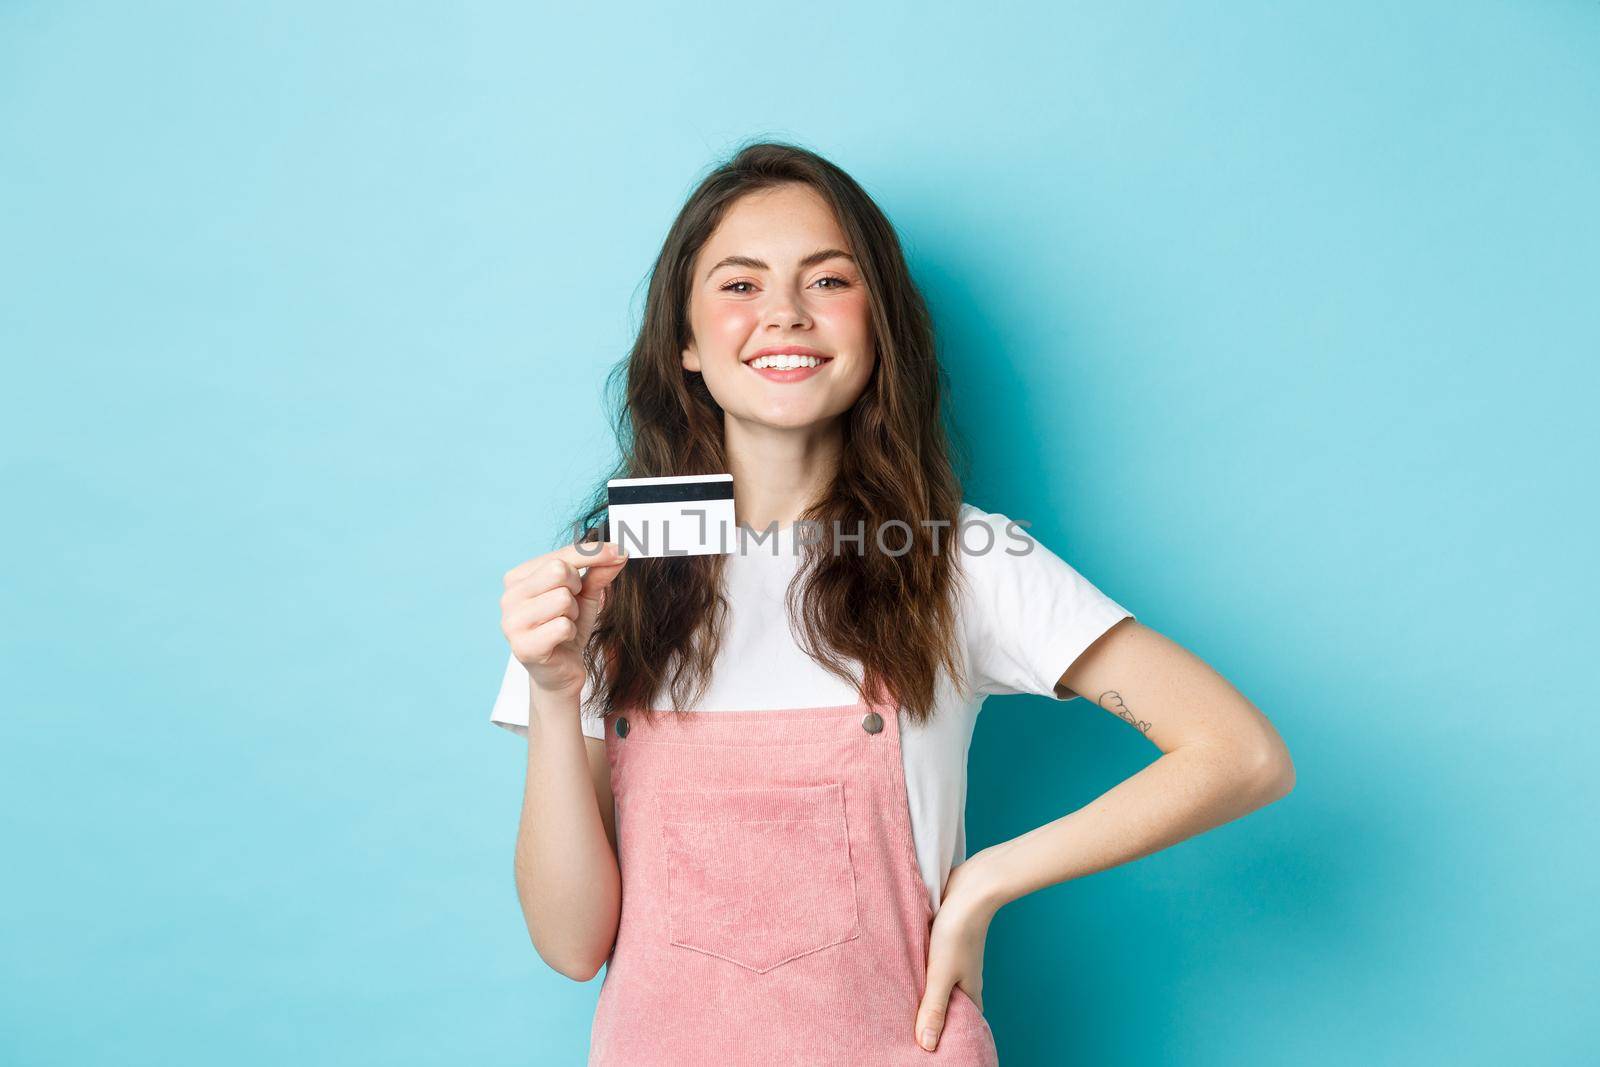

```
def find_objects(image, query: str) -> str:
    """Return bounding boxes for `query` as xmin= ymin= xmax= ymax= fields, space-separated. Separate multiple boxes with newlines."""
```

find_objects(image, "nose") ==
xmin=760 ymin=284 xmax=813 ymax=331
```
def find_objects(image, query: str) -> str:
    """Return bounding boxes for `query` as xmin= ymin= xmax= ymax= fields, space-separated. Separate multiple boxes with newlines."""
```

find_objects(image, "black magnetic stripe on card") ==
xmin=606 ymin=481 xmax=736 ymax=506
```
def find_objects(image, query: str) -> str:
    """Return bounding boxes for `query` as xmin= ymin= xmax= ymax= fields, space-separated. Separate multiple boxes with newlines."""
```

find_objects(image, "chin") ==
xmin=732 ymin=405 xmax=837 ymax=432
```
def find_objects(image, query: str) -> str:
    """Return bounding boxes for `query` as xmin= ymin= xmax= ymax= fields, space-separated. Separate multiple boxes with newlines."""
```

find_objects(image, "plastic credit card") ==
xmin=605 ymin=474 xmax=736 ymax=558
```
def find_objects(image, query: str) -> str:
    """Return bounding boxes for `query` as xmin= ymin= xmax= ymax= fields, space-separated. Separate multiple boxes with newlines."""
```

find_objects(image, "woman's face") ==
xmin=682 ymin=183 xmax=875 ymax=434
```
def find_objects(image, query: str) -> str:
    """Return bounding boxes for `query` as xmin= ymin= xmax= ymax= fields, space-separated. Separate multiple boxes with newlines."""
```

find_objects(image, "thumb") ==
xmin=574 ymin=548 xmax=627 ymax=637
xmin=915 ymin=975 xmax=952 ymax=1052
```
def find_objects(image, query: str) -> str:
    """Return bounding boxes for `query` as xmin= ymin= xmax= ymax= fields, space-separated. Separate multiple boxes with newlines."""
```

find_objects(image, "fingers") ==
xmin=504 ymin=611 xmax=575 ymax=667
xmin=502 ymin=585 xmax=582 ymax=633
xmin=501 ymin=586 xmax=578 ymax=658
xmin=503 ymin=559 xmax=581 ymax=606
xmin=499 ymin=543 xmax=629 ymax=670
xmin=501 ymin=542 xmax=626 ymax=607
xmin=502 ymin=541 xmax=626 ymax=588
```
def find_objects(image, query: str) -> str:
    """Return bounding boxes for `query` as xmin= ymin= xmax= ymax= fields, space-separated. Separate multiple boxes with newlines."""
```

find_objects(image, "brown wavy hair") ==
xmin=567 ymin=139 xmax=971 ymax=730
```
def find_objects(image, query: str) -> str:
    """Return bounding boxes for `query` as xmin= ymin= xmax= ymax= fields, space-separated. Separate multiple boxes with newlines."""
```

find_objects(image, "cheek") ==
xmin=701 ymin=301 xmax=761 ymax=344
xmin=816 ymin=294 xmax=872 ymax=344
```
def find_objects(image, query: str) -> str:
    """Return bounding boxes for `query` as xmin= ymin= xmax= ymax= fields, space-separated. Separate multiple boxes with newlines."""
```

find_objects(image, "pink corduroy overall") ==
xmin=589 ymin=688 xmax=1001 ymax=1066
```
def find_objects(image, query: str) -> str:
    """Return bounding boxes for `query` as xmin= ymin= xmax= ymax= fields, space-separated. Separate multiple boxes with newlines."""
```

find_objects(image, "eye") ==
xmin=718 ymin=275 xmax=851 ymax=294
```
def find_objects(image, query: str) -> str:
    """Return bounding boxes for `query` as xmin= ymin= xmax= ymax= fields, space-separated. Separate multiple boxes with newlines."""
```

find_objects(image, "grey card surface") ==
xmin=605 ymin=474 xmax=736 ymax=558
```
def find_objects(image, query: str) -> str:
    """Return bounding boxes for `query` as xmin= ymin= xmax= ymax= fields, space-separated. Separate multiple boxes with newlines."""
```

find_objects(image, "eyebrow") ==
xmin=703 ymin=248 xmax=856 ymax=281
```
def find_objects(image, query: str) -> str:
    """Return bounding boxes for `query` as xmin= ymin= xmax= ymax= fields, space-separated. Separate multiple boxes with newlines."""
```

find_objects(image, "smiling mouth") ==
xmin=743 ymin=353 xmax=832 ymax=370
xmin=741 ymin=352 xmax=833 ymax=383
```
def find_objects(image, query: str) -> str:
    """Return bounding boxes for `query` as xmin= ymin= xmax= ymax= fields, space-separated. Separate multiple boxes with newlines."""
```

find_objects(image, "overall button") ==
xmin=861 ymin=711 xmax=883 ymax=734
xmin=615 ymin=716 xmax=630 ymax=738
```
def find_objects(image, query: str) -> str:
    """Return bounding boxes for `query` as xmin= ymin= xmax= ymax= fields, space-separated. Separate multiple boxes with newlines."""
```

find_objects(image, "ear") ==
xmin=681 ymin=341 xmax=701 ymax=373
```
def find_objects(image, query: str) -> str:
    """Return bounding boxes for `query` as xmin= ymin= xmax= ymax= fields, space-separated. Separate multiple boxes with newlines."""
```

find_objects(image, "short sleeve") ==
xmin=488 ymin=651 xmax=606 ymax=740
xmin=955 ymin=504 xmax=1134 ymax=702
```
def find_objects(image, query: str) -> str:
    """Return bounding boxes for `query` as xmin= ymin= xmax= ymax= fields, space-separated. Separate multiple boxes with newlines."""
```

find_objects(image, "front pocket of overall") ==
xmin=655 ymin=782 xmax=861 ymax=974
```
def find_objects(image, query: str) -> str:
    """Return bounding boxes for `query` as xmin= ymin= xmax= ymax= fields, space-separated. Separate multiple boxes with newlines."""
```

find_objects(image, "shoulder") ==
xmin=949 ymin=502 xmax=1051 ymax=599
xmin=947 ymin=502 xmax=1036 ymax=643
xmin=952 ymin=502 xmax=1033 ymax=556
xmin=950 ymin=500 xmax=1118 ymax=604
xmin=948 ymin=500 xmax=1134 ymax=699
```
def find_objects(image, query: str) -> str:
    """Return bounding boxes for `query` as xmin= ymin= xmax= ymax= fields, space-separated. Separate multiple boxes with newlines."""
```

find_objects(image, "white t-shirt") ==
xmin=489 ymin=502 xmax=1134 ymax=914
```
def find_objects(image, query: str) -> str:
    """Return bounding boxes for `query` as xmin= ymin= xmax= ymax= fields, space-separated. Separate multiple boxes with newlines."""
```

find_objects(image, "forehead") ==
xmin=697 ymin=183 xmax=850 ymax=262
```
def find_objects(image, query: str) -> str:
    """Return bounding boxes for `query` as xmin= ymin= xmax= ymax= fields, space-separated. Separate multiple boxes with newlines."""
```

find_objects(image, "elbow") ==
xmin=1222 ymin=735 xmax=1299 ymax=809
xmin=540 ymin=943 xmax=608 ymax=983
xmin=1241 ymin=737 xmax=1296 ymax=804
xmin=524 ymin=915 xmax=612 ymax=982
xmin=555 ymin=957 xmax=606 ymax=983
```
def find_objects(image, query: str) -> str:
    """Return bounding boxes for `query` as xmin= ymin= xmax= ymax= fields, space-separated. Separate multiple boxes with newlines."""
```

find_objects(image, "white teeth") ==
xmin=749 ymin=354 xmax=825 ymax=370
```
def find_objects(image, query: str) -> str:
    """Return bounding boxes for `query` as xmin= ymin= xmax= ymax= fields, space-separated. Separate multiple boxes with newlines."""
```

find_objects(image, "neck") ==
xmin=723 ymin=415 xmax=843 ymax=532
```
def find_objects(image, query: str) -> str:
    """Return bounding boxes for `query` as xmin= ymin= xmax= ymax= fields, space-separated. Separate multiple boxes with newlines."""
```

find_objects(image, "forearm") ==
xmin=969 ymin=739 xmax=1292 ymax=911
xmin=512 ymin=682 xmax=621 ymax=980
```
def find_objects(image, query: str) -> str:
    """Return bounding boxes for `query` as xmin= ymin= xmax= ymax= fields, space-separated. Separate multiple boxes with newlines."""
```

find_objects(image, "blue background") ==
xmin=3 ymin=2 xmax=1595 ymax=1064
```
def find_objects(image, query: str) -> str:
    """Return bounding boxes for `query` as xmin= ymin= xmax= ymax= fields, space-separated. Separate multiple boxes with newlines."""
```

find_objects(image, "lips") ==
xmin=743 ymin=352 xmax=832 ymax=383
xmin=741 ymin=345 xmax=833 ymax=365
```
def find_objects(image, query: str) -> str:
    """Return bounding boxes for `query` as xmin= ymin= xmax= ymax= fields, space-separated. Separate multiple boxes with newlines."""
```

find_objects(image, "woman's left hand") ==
xmin=915 ymin=847 xmax=1003 ymax=1051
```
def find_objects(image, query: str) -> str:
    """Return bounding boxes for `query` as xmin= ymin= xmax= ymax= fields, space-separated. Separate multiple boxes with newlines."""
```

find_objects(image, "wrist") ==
xmin=961 ymin=845 xmax=1018 ymax=917
xmin=527 ymin=679 xmax=581 ymax=725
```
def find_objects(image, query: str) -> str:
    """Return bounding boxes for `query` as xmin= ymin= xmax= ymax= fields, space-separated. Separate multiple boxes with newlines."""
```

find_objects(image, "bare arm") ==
xmin=964 ymin=618 xmax=1295 ymax=907
xmin=512 ymin=683 xmax=621 ymax=980
xmin=499 ymin=542 xmax=628 ymax=980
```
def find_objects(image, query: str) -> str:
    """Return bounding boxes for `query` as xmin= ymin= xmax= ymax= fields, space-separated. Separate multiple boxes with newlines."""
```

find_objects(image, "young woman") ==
xmin=489 ymin=141 xmax=1295 ymax=1065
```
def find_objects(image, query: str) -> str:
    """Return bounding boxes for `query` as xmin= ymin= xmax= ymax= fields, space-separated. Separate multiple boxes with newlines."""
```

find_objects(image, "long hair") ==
xmin=568 ymin=139 xmax=971 ymax=729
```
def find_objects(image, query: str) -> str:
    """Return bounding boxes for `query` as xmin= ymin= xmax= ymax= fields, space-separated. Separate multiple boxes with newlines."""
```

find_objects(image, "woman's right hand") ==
xmin=500 ymin=541 xmax=628 ymax=703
